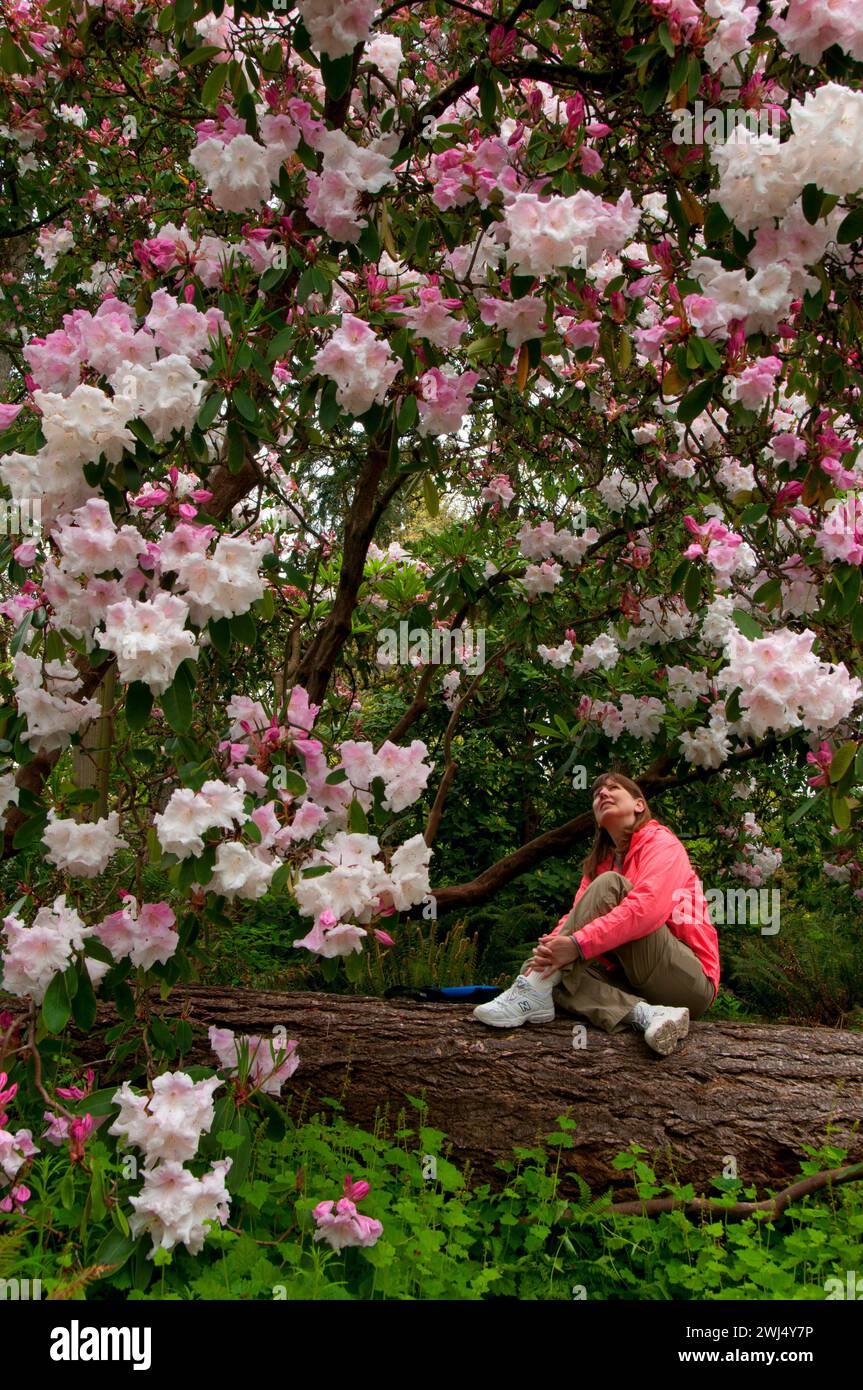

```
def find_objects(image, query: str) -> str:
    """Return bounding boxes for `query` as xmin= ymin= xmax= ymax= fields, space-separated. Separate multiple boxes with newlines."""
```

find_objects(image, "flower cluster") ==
xmin=209 ymin=1025 xmax=300 ymax=1096
xmin=110 ymin=1071 xmax=231 ymax=1258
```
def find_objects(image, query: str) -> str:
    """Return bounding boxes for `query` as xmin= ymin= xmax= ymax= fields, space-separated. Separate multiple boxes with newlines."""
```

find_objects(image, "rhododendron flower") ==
xmin=503 ymin=189 xmax=640 ymax=276
xmin=416 ymin=367 xmax=479 ymax=436
xmin=110 ymin=1071 xmax=223 ymax=1166
xmin=299 ymin=0 xmax=378 ymax=59
xmin=208 ymin=1026 xmax=300 ymax=1095
xmin=313 ymin=315 xmax=400 ymax=417
xmin=95 ymin=898 xmax=179 ymax=970
xmin=479 ymin=295 xmax=546 ymax=347
xmin=42 ymin=809 xmax=128 ymax=877
xmin=0 ymin=1128 xmax=39 ymax=1189
xmin=128 ymin=1157 xmax=232 ymax=1257
xmin=1 ymin=895 xmax=91 ymax=1004
xmin=481 ymin=474 xmax=515 ymax=507
xmin=154 ymin=780 xmax=248 ymax=859
xmin=101 ymin=591 xmax=198 ymax=694
xmin=208 ymin=842 xmax=278 ymax=900
xmin=313 ymin=1172 xmax=383 ymax=1250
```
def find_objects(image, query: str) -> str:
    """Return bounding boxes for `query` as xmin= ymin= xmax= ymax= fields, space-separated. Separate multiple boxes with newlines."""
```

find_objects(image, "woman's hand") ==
xmin=529 ymin=932 xmax=581 ymax=976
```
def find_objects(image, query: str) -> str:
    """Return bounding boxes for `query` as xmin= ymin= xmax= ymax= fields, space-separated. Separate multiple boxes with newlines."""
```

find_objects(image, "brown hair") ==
xmin=581 ymin=771 xmax=655 ymax=881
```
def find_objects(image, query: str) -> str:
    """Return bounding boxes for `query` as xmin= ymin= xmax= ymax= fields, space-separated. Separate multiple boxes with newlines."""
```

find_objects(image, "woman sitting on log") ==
xmin=472 ymin=771 xmax=720 ymax=1055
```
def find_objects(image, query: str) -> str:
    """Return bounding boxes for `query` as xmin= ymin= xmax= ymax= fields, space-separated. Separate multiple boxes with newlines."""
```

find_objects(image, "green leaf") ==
xmin=683 ymin=564 xmax=702 ymax=612
xmin=724 ymin=686 xmax=743 ymax=723
xmin=279 ymin=769 xmax=307 ymax=797
xmin=837 ymin=206 xmax=863 ymax=244
xmin=751 ymin=576 xmax=782 ymax=610
xmin=160 ymin=663 xmax=196 ymax=735
xmin=319 ymin=378 xmax=339 ymax=430
xmin=348 ymin=797 xmax=368 ymax=833
xmin=787 ymin=794 xmax=819 ymax=826
xmin=831 ymin=791 xmax=851 ymax=830
xmin=12 ymin=812 xmax=48 ymax=850
xmin=200 ymin=62 xmax=230 ymax=107
xmin=230 ymin=610 xmax=256 ymax=647
xmin=423 ymin=475 xmax=439 ymax=517
xmin=197 ymin=389 xmax=225 ymax=430
xmin=232 ymin=388 xmax=257 ymax=422
xmin=801 ymin=182 xmax=823 ymax=226
xmin=669 ymin=557 xmax=691 ymax=592
xmin=732 ymin=609 xmax=763 ymax=640
xmin=94 ymin=1231 xmax=137 ymax=1272
xmin=479 ymin=73 xmax=497 ymax=125
xmin=357 ymin=217 xmax=380 ymax=262
xmin=125 ymin=681 xmax=153 ymax=732
xmin=71 ymin=961 xmax=98 ymax=1031
xmin=829 ymin=741 xmax=858 ymax=784
xmin=397 ymin=395 xmax=418 ymax=432
xmin=704 ymin=201 xmax=732 ymax=242
xmin=41 ymin=970 xmax=71 ymax=1033
xmin=677 ymin=378 xmax=714 ymax=425
xmin=182 ymin=44 xmax=223 ymax=67
xmin=208 ymin=617 xmax=231 ymax=658
xmin=320 ymin=51 xmax=353 ymax=100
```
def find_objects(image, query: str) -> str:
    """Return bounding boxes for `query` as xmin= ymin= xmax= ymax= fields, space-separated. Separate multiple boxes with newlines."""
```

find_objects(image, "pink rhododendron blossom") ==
xmin=208 ymin=1025 xmax=299 ymax=1095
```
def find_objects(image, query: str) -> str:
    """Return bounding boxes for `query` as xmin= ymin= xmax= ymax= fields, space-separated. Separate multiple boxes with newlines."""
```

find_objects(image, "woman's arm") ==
xmin=570 ymin=834 xmax=690 ymax=959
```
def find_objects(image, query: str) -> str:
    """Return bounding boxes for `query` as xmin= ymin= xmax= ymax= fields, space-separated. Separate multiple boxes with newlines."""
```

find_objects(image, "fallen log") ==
xmin=65 ymin=986 xmax=863 ymax=1198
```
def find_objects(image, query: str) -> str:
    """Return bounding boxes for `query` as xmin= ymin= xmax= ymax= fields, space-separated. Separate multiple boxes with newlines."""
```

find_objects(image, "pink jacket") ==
xmin=551 ymin=819 xmax=720 ymax=992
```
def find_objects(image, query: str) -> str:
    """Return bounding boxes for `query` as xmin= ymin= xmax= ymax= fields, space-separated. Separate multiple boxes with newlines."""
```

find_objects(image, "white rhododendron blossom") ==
xmin=313 ymin=315 xmax=400 ymax=417
xmin=503 ymin=189 xmax=640 ymax=276
xmin=305 ymin=129 xmax=395 ymax=242
xmin=154 ymin=780 xmax=248 ymax=859
xmin=208 ymin=841 xmax=278 ymax=900
xmin=127 ymin=1159 xmax=233 ymax=1258
xmin=338 ymin=739 xmax=435 ymax=812
xmin=189 ymin=133 xmax=278 ymax=213
xmin=12 ymin=652 xmax=102 ymax=754
xmin=292 ymin=828 xmax=432 ymax=933
xmin=110 ymin=1071 xmax=232 ymax=1257
xmin=172 ymin=534 xmax=273 ymax=624
xmin=716 ymin=628 xmax=863 ymax=738
xmin=298 ymin=0 xmax=378 ymax=59
xmin=1 ymin=895 xmax=91 ymax=1003
xmin=110 ymin=1071 xmax=223 ymax=1166
xmin=111 ymin=355 xmax=205 ymax=441
xmin=101 ymin=592 xmax=198 ymax=693
xmin=42 ymin=810 xmax=128 ymax=877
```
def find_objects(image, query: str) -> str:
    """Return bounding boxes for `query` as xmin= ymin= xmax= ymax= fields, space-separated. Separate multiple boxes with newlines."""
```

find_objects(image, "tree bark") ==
xmin=74 ymin=987 xmax=863 ymax=1197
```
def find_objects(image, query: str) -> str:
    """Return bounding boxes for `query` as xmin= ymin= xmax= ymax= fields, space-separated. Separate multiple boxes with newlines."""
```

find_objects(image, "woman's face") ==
xmin=593 ymin=780 xmax=645 ymax=831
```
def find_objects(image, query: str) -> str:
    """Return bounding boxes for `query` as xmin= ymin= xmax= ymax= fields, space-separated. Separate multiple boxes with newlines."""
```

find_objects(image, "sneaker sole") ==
xmin=472 ymin=1007 xmax=555 ymax=1028
xmin=645 ymin=1010 xmax=690 ymax=1055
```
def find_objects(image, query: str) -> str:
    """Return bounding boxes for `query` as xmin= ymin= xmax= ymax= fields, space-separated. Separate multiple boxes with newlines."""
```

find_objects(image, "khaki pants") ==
xmin=519 ymin=871 xmax=716 ymax=1033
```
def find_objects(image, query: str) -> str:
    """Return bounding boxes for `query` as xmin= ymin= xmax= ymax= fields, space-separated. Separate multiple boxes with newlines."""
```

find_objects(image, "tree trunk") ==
xmin=75 ymin=987 xmax=863 ymax=1197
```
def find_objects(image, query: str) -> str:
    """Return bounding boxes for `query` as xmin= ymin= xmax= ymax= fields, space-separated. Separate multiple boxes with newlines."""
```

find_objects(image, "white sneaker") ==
xmin=472 ymin=975 xmax=556 ymax=1028
xmin=630 ymin=1002 xmax=690 ymax=1055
